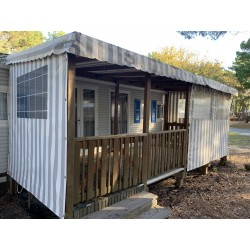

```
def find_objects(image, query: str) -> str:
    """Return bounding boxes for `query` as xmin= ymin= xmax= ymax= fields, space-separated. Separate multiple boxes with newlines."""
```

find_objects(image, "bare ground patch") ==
xmin=149 ymin=145 xmax=250 ymax=219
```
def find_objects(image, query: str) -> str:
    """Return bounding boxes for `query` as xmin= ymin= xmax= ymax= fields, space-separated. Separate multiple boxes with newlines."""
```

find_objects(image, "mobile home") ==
xmin=4 ymin=32 xmax=237 ymax=218
xmin=0 ymin=54 xmax=9 ymax=190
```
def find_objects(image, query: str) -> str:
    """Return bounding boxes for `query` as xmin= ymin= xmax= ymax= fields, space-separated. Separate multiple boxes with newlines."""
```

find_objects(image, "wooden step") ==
xmin=135 ymin=205 xmax=171 ymax=219
xmin=81 ymin=191 xmax=158 ymax=219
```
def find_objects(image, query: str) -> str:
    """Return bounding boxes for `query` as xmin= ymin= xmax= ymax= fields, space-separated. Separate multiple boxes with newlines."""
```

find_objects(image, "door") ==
xmin=111 ymin=92 xmax=128 ymax=134
xmin=75 ymin=85 xmax=97 ymax=137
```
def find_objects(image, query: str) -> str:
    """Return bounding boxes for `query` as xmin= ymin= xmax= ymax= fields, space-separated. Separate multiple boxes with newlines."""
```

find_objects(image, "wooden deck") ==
xmin=72 ymin=129 xmax=188 ymax=207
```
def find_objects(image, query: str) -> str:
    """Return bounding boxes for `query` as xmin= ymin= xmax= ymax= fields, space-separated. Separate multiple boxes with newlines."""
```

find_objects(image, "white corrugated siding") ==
xmin=188 ymin=86 xmax=230 ymax=171
xmin=9 ymin=54 xmax=68 ymax=218
xmin=0 ymin=63 xmax=9 ymax=182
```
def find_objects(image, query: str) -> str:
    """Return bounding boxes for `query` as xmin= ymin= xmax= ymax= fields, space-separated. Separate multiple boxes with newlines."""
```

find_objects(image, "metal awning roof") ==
xmin=6 ymin=31 xmax=238 ymax=95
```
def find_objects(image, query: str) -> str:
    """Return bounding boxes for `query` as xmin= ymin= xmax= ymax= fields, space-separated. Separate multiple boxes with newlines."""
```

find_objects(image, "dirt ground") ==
xmin=149 ymin=121 xmax=250 ymax=219
xmin=149 ymin=145 xmax=250 ymax=219
xmin=0 ymin=122 xmax=249 ymax=219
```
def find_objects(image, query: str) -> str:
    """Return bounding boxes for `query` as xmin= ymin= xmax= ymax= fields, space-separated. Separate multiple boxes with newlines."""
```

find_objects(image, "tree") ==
xmin=0 ymin=31 xmax=45 ymax=53
xmin=149 ymin=46 xmax=241 ymax=88
xmin=177 ymin=31 xmax=227 ymax=40
xmin=231 ymin=39 xmax=250 ymax=121
xmin=231 ymin=39 xmax=250 ymax=89
xmin=46 ymin=31 xmax=66 ymax=41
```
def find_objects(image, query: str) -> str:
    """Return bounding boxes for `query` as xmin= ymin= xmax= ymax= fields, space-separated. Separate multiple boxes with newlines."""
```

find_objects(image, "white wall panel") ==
xmin=188 ymin=86 xmax=230 ymax=171
xmin=0 ymin=63 xmax=9 ymax=182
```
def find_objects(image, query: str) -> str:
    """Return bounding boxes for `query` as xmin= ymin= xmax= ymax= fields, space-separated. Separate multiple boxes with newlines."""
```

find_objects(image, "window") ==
xmin=17 ymin=65 xmax=48 ymax=119
xmin=177 ymin=99 xmax=186 ymax=119
xmin=134 ymin=99 xmax=141 ymax=123
xmin=0 ymin=92 xmax=7 ymax=120
xmin=151 ymin=100 xmax=157 ymax=123
xmin=157 ymin=104 xmax=163 ymax=119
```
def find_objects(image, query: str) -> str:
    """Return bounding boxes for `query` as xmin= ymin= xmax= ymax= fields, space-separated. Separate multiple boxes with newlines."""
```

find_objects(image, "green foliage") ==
xmin=177 ymin=31 xmax=227 ymax=40
xmin=0 ymin=31 xmax=45 ymax=53
xmin=46 ymin=31 xmax=66 ymax=41
xmin=149 ymin=46 xmax=241 ymax=88
xmin=231 ymin=39 xmax=250 ymax=90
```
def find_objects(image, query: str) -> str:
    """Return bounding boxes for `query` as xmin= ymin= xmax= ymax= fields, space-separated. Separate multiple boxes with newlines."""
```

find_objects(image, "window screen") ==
xmin=193 ymin=89 xmax=212 ymax=119
xmin=0 ymin=92 xmax=7 ymax=120
xmin=215 ymin=96 xmax=230 ymax=120
xmin=17 ymin=65 xmax=48 ymax=119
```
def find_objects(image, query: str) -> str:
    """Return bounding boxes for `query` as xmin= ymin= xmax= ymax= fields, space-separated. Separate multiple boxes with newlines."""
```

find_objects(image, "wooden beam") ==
xmin=114 ymin=82 xmax=119 ymax=135
xmin=201 ymin=163 xmax=210 ymax=175
xmin=143 ymin=74 xmax=151 ymax=133
xmin=164 ymin=93 xmax=169 ymax=130
xmin=65 ymin=54 xmax=76 ymax=219
xmin=184 ymin=85 xmax=191 ymax=129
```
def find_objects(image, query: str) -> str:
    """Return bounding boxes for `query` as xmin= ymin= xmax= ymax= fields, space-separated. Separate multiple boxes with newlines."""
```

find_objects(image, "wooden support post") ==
xmin=143 ymin=74 xmax=151 ymax=133
xmin=114 ymin=82 xmax=119 ymax=135
xmin=65 ymin=54 xmax=76 ymax=219
xmin=184 ymin=85 xmax=191 ymax=129
xmin=201 ymin=163 xmax=210 ymax=175
xmin=164 ymin=93 xmax=169 ymax=130
xmin=219 ymin=156 xmax=227 ymax=166
xmin=9 ymin=177 xmax=17 ymax=195
xmin=28 ymin=192 xmax=31 ymax=209
xmin=175 ymin=171 xmax=185 ymax=187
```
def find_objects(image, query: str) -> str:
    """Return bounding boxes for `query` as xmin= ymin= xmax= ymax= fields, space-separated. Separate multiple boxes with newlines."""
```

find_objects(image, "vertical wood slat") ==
xmin=107 ymin=139 xmax=112 ymax=193
xmin=123 ymin=137 xmax=129 ymax=189
xmin=165 ymin=133 xmax=169 ymax=171
xmin=87 ymin=140 xmax=95 ymax=200
xmin=161 ymin=132 xmax=165 ymax=173
xmin=119 ymin=138 xmax=123 ymax=190
xmin=142 ymin=136 xmax=148 ymax=188
xmin=152 ymin=135 xmax=156 ymax=176
xmin=81 ymin=140 xmax=86 ymax=201
xmin=74 ymin=141 xmax=81 ymax=204
xmin=112 ymin=138 xmax=119 ymax=192
xmin=133 ymin=136 xmax=139 ymax=185
xmin=96 ymin=140 xmax=100 ymax=197
xmin=155 ymin=134 xmax=159 ymax=176
xmin=147 ymin=134 xmax=152 ymax=178
xmin=137 ymin=137 xmax=141 ymax=184
xmin=100 ymin=139 xmax=108 ymax=196
xmin=174 ymin=132 xmax=177 ymax=168
xmin=128 ymin=137 xmax=134 ymax=186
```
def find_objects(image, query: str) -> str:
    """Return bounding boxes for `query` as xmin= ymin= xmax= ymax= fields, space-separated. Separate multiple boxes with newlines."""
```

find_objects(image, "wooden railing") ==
xmin=73 ymin=129 xmax=188 ymax=204
xmin=165 ymin=122 xmax=186 ymax=130
xmin=73 ymin=133 xmax=148 ymax=204
xmin=147 ymin=129 xmax=188 ymax=180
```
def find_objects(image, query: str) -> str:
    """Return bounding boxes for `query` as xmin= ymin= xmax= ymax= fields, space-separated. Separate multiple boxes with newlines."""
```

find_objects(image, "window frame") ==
xmin=16 ymin=65 xmax=48 ymax=119
xmin=0 ymin=86 xmax=8 ymax=126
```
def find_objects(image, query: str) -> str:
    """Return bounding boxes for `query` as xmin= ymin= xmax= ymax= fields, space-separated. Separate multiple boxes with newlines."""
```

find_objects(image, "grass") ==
xmin=228 ymin=132 xmax=250 ymax=146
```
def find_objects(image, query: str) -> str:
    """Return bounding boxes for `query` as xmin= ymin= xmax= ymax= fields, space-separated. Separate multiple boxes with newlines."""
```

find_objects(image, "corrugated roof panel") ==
xmin=6 ymin=31 xmax=238 ymax=96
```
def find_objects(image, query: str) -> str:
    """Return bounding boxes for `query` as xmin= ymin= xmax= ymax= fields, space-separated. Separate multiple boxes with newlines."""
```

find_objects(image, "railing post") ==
xmin=114 ymin=81 xmax=119 ymax=135
xmin=143 ymin=74 xmax=151 ymax=190
xmin=142 ymin=135 xmax=148 ymax=191
xmin=65 ymin=54 xmax=76 ymax=219
xmin=143 ymin=74 xmax=151 ymax=133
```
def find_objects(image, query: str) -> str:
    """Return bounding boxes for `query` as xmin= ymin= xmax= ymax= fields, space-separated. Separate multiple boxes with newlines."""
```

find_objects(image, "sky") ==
xmin=1 ymin=1 xmax=250 ymax=70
